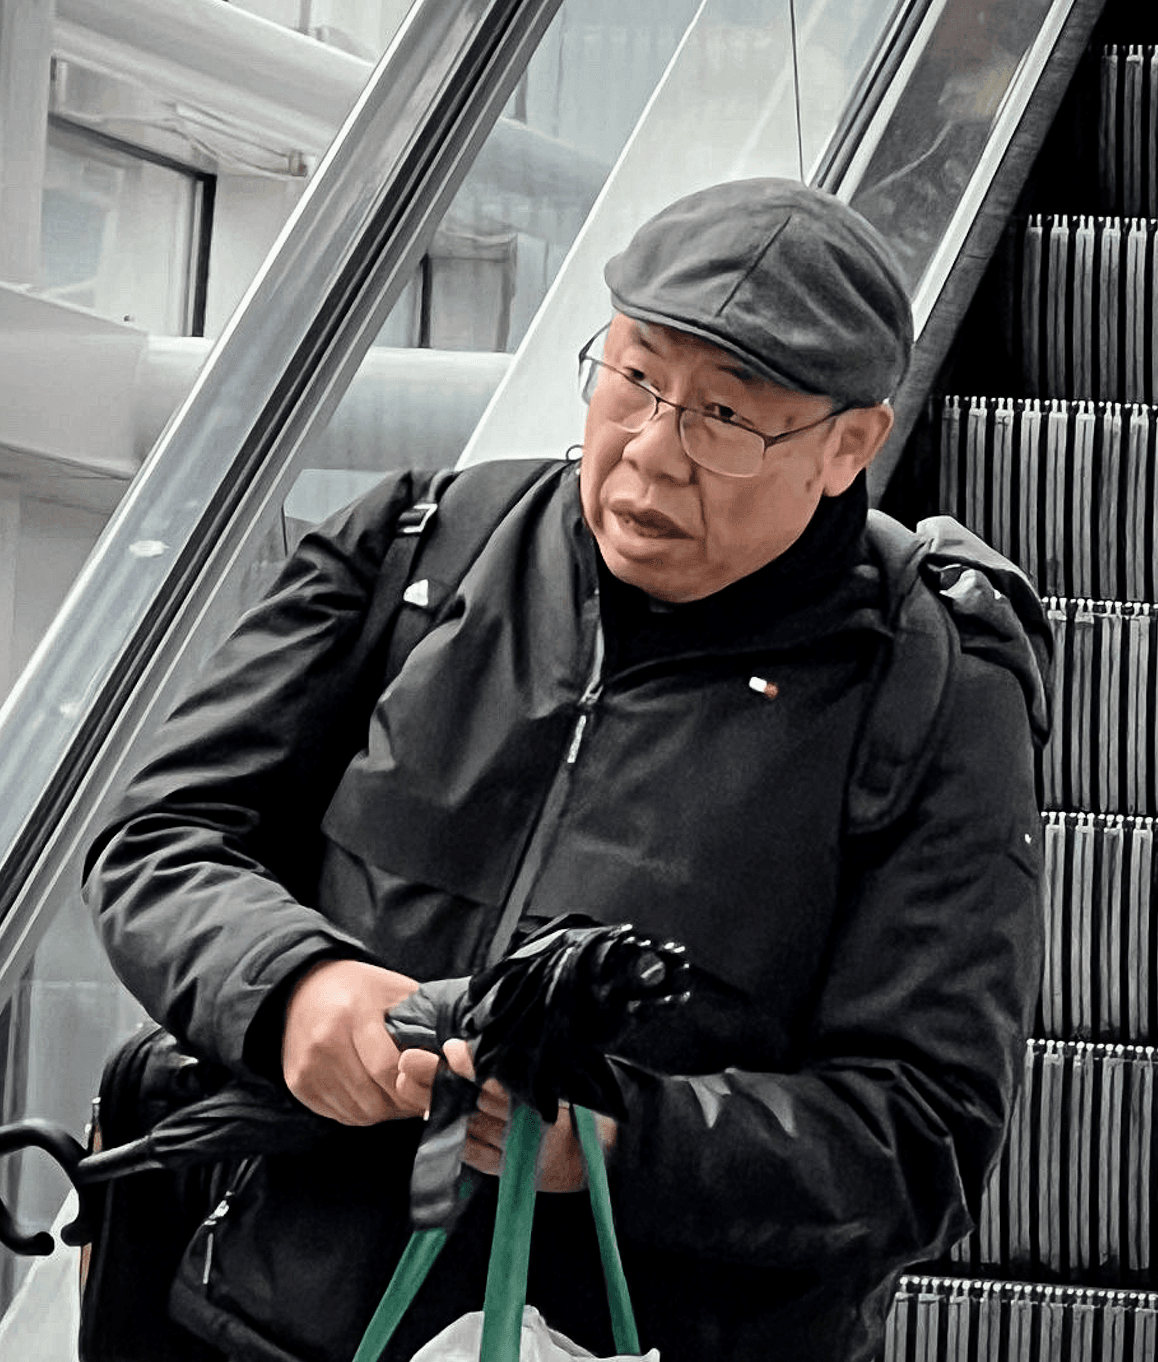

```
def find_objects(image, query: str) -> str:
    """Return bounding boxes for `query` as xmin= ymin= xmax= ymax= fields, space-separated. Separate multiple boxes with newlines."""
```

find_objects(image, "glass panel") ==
xmin=0 ymin=921 xmax=144 ymax=1313
xmin=795 ymin=0 xmax=904 ymax=174
xmin=844 ymin=0 xmax=1059 ymax=291
xmin=311 ymin=0 xmax=702 ymax=501
xmin=460 ymin=0 xmax=900 ymax=468
xmin=374 ymin=0 xmax=702 ymax=354
xmin=39 ymin=122 xmax=199 ymax=336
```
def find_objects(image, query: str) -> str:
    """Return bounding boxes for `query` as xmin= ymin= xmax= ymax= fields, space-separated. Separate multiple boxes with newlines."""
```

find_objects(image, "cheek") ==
xmin=699 ymin=494 xmax=766 ymax=571
xmin=579 ymin=423 xmax=626 ymax=525
xmin=701 ymin=462 xmax=826 ymax=570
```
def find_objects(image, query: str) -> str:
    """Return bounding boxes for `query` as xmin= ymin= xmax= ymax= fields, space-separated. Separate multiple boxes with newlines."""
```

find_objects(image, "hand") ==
xmin=282 ymin=959 xmax=440 ymax=1124
xmin=403 ymin=1038 xmax=617 ymax=1192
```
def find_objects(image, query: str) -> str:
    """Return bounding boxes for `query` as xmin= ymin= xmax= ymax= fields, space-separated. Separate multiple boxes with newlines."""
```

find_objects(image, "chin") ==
xmin=606 ymin=556 xmax=704 ymax=602
xmin=592 ymin=518 xmax=718 ymax=601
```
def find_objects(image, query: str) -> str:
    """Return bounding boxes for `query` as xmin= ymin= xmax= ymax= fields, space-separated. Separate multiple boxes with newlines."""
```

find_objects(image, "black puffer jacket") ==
xmin=85 ymin=459 xmax=1050 ymax=1362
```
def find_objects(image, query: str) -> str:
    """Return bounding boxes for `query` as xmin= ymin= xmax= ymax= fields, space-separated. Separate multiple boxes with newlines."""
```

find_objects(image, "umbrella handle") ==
xmin=0 ymin=1119 xmax=88 ymax=1255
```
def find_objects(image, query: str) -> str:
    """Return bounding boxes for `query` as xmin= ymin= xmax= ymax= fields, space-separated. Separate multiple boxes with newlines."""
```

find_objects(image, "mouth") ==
xmin=608 ymin=503 xmax=692 ymax=539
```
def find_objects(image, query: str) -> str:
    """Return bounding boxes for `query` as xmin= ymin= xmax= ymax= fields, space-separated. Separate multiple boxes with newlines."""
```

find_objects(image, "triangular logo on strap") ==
xmin=402 ymin=579 xmax=430 ymax=609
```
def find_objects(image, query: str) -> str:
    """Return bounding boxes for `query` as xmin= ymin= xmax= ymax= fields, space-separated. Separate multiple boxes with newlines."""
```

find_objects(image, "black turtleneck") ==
xmin=596 ymin=471 xmax=879 ymax=676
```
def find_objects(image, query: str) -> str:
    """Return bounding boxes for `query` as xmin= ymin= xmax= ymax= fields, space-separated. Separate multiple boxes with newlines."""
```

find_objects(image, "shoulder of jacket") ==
xmin=404 ymin=457 xmax=570 ymax=570
xmin=438 ymin=456 xmax=570 ymax=503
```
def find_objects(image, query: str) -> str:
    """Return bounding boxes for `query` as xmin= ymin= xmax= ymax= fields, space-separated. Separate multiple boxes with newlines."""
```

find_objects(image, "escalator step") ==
xmin=1015 ymin=215 xmax=1158 ymax=404
xmin=1040 ymin=812 xmax=1158 ymax=1045
xmin=1040 ymin=599 xmax=1158 ymax=817
xmin=936 ymin=395 xmax=1157 ymax=601
xmin=950 ymin=1041 xmax=1157 ymax=1286
xmin=1101 ymin=46 xmax=1158 ymax=219
xmin=885 ymin=1275 xmax=1158 ymax=1361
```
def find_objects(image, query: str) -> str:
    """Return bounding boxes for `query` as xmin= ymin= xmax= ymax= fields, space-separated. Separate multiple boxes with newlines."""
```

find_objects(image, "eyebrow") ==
xmin=629 ymin=320 xmax=760 ymax=384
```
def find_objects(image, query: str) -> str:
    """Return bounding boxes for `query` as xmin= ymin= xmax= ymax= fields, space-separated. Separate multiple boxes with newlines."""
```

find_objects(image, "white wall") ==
xmin=0 ymin=491 xmax=108 ymax=700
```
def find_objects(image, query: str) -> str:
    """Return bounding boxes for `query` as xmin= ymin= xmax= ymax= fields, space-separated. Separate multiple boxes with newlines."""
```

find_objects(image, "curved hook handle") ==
xmin=0 ymin=1119 xmax=87 ymax=1255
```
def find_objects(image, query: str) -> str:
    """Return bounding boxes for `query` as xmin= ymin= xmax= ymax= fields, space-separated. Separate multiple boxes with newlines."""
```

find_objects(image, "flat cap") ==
xmin=604 ymin=178 xmax=912 ymax=406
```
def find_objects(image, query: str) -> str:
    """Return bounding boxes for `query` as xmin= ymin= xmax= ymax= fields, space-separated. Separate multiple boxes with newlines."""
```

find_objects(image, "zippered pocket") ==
xmin=168 ymin=1126 xmax=422 ymax=1362
xmin=196 ymin=1159 xmax=256 ymax=1288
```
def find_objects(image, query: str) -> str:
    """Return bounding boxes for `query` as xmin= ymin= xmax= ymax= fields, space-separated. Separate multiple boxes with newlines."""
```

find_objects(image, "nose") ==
xmin=622 ymin=401 xmax=693 ymax=481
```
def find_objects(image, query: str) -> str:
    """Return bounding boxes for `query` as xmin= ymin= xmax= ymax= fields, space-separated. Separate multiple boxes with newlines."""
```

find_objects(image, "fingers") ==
xmin=442 ymin=1039 xmax=512 ymax=1177
xmin=394 ymin=1047 xmax=439 ymax=1115
xmin=288 ymin=1033 xmax=398 ymax=1125
xmin=397 ymin=1047 xmax=440 ymax=1083
xmin=532 ymin=1104 xmax=587 ymax=1193
xmin=281 ymin=959 xmax=421 ymax=1124
xmin=462 ymin=1108 xmax=507 ymax=1176
xmin=442 ymin=1039 xmax=508 ymax=1119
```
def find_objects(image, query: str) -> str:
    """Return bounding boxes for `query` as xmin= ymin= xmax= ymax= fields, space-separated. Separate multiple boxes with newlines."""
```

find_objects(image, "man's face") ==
xmin=579 ymin=314 xmax=889 ymax=602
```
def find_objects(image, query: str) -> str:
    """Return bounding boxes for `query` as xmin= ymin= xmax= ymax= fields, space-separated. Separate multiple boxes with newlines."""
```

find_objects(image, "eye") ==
xmin=622 ymin=366 xmax=660 ymax=393
xmin=704 ymin=403 xmax=739 ymax=424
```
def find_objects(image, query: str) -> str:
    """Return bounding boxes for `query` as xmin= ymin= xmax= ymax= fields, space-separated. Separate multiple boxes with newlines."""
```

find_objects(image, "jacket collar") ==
xmin=564 ymin=468 xmax=889 ymax=670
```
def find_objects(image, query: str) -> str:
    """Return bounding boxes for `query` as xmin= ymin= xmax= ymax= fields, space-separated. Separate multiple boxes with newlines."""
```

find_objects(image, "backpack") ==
xmin=851 ymin=508 xmax=1052 ymax=836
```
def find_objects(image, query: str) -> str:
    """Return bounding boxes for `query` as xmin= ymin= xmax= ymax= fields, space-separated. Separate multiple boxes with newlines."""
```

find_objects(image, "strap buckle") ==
xmin=398 ymin=500 xmax=438 ymax=536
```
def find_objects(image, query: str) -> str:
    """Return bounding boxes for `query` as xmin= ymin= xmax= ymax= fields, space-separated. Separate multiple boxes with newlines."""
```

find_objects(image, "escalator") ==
xmin=883 ymin=3 xmax=1158 ymax=1356
xmin=0 ymin=0 xmax=1126 ymax=1353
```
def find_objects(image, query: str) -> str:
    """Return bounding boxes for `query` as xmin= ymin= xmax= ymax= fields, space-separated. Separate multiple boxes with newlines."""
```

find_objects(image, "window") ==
xmin=39 ymin=119 xmax=214 ymax=335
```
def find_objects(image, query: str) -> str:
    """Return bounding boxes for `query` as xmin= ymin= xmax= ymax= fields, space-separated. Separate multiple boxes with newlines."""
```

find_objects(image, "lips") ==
xmin=608 ymin=502 xmax=692 ymax=539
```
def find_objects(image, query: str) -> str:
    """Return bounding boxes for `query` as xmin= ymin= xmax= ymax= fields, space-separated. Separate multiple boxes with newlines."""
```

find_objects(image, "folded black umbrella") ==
xmin=385 ymin=916 xmax=690 ymax=1229
xmin=0 ymin=917 xmax=688 ymax=1253
xmin=0 ymin=1076 xmax=330 ymax=1255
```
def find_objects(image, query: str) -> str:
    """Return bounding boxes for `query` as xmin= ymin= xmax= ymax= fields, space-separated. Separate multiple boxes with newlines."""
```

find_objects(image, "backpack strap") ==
xmin=363 ymin=459 xmax=563 ymax=695
xmin=846 ymin=511 xmax=959 ymax=839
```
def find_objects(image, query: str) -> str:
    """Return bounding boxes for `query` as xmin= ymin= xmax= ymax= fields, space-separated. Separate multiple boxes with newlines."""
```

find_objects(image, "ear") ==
xmin=820 ymin=404 xmax=894 ymax=496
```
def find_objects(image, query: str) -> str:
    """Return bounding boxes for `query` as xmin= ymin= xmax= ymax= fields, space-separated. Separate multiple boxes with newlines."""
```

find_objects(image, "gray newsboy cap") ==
xmin=604 ymin=178 xmax=912 ymax=406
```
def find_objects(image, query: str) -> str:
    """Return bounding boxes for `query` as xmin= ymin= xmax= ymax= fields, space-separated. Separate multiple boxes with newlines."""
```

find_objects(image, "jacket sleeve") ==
xmin=83 ymin=471 xmax=420 ymax=1076
xmin=607 ymin=649 xmax=1043 ymax=1279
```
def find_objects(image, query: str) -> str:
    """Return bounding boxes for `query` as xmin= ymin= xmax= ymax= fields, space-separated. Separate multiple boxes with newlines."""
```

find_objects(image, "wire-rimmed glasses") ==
xmin=577 ymin=327 xmax=845 ymax=478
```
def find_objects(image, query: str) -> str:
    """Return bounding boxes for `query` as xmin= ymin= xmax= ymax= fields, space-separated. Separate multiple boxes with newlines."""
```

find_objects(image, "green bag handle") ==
xmin=352 ymin=1103 xmax=642 ymax=1362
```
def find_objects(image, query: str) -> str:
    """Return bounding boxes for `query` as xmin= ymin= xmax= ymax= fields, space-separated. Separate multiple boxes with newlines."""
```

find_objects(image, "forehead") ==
xmin=610 ymin=315 xmax=806 ymax=402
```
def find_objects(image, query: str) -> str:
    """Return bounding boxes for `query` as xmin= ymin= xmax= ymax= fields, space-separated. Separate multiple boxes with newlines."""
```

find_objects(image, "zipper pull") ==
xmin=567 ymin=625 xmax=604 ymax=766
xmin=566 ymin=714 xmax=588 ymax=764
xmin=567 ymin=678 xmax=604 ymax=765
xmin=201 ymin=1193 xmax=233 ymax=1286
xmin=204 ymin=1194 xmax=232 ymax=1227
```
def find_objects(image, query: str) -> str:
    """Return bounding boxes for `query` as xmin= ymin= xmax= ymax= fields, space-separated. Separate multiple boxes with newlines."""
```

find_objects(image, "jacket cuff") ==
xmin=221 ymin=924 xmax=380 ymax=1077
xmin=241 ymin=949 xmax=353 ymax=1084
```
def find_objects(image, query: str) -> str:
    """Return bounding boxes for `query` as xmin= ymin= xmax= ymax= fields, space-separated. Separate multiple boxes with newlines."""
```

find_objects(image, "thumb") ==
xmin=442 ymin=1037 xmax=477 ymax=1081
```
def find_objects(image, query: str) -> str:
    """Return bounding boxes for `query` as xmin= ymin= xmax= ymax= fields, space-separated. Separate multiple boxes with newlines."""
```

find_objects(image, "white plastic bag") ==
xmin=410 ymin=1305 xmax=661 ymax=1361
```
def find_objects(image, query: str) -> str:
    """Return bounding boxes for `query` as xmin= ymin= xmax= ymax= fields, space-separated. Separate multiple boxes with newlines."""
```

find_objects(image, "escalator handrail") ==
xmin=812 ymin=0 xmax=940 ymax=193
xmin=0 ymin=0 xmax=564 ymax=1006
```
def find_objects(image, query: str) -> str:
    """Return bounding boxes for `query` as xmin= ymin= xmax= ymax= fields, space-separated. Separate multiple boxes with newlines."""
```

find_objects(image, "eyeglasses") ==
xmin=577 ymin=327 xmax=845 ymax=478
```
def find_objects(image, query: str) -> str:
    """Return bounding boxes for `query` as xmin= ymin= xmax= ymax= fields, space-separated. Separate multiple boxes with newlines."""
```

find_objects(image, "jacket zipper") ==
xmin=485 ymin=619 xmax=605 ymax=965
xmin=566 ymin=628 xmax=605 ymax=764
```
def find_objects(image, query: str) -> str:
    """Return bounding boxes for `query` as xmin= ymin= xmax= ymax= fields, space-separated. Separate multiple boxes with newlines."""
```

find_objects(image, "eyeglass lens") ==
xmin=578 ymin=357 xmax=764 ymax=477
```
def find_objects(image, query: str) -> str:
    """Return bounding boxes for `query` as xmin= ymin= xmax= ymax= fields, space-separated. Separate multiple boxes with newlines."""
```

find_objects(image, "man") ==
xmin=86 ymin=179 xmax=1049 ymax=1361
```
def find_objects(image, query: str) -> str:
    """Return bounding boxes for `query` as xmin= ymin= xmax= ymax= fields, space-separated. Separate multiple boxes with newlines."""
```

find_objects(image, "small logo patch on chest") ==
xmin=748 ymin=676 xmax=779 ymax=700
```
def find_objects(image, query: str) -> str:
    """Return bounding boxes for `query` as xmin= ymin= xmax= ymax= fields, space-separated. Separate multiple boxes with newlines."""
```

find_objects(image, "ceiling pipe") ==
xmin=0 ymin=287 xmax=510 ymax=503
